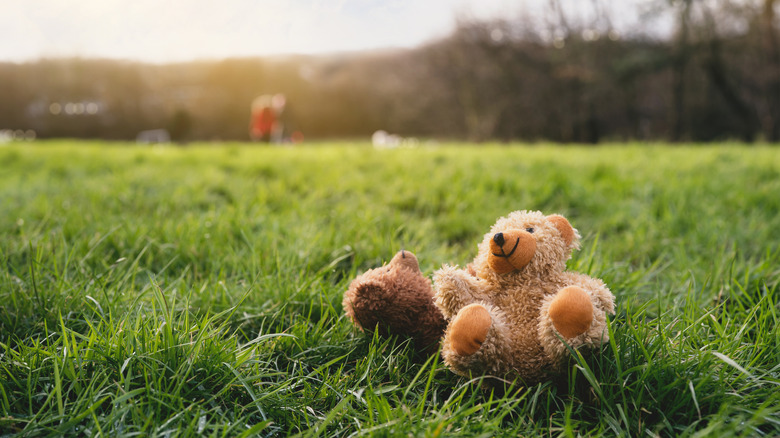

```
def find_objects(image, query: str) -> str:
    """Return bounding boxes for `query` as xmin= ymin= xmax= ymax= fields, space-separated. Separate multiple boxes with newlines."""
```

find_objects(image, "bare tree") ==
xmin=761 ymin=0 xmax=780 ymax=140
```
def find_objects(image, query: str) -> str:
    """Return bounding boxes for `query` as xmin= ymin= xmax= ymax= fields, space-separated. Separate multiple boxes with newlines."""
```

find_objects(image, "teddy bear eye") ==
xmin=526 ymin=228 xmax=535 ymax=233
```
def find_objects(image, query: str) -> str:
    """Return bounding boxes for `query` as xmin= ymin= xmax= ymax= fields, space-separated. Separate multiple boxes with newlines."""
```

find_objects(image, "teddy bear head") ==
xmin=470 ymin=210 xmax=581 ymax=281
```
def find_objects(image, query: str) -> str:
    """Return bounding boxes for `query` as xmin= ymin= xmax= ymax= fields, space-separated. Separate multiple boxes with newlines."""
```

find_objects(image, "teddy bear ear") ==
xmin=547 ymin=214 xmax=577 ymax=248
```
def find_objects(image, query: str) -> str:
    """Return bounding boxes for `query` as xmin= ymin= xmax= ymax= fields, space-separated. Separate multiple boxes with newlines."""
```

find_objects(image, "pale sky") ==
xmin=1 ymin=0 xmax=654 ymax=63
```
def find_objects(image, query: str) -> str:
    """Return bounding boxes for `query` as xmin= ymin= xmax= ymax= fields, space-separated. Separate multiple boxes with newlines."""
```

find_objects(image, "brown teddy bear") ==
xmin=342 ymin=210 xmax=615 ymax=385
xmin=342 ymin=250 xmax=446 ymax=353
xmin=434 ymin=210 xmax=615 ymax=384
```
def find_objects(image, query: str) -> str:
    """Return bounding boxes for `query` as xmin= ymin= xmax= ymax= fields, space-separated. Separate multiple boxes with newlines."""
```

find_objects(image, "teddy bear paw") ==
xmin=549 ymin=286 xmax=593 ymax=339
xmin=448 ymin=303 xmax=492 ymax=356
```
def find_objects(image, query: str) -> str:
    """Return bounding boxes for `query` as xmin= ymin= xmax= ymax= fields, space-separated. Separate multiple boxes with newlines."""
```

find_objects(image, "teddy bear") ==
xmin=342 ymin=250 xmax=447 ymax=354
xmin=433 ymin=210 xmax=615 ymax=384
xmin=342 ymin=210 xmax=615 ymax=385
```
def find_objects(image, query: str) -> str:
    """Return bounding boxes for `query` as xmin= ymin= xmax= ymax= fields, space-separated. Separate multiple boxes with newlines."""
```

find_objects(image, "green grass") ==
xmin=1 ymin=140 xmax=778 ymax=437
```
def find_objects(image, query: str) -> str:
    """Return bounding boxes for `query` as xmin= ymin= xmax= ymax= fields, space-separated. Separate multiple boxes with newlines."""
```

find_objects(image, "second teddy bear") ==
xmin=343 ymin=250 xmax=446 ymax=353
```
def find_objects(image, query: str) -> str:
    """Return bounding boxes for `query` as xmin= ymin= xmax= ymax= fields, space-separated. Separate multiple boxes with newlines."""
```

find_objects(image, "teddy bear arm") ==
xmin=433 ymin=264 xmax=488 ymax=319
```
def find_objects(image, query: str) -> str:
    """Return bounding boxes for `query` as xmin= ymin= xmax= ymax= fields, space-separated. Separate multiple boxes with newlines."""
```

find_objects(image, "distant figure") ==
xmin=249 ymin=94 xmax=286 ymax=143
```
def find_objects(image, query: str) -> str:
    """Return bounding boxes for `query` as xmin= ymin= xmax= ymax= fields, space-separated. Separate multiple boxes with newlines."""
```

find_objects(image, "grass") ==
xmin=0 ymin=140 xmax=778 ymax=437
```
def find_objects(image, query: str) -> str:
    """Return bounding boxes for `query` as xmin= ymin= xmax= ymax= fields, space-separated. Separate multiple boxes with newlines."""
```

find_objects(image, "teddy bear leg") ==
xmin=548 ymin=286 xmax=593 ymax=339
xmin=447 ymin=303 xmax=492 ymax=356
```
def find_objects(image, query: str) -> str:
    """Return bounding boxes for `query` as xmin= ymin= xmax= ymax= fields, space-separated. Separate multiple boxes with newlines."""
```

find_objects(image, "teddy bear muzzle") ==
xmin=488 ymin=229 xmax=536 ymax=274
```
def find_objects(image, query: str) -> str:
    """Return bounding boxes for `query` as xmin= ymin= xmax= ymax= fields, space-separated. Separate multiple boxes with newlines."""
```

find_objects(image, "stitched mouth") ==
xmin=491 ymin=237 xmax=520 ymax=259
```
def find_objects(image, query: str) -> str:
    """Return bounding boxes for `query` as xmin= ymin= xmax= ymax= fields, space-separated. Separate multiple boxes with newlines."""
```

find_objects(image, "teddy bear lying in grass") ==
xmin=343 ymin=250 xmax=447 ymax=354
xmin=343 ymin=210 xmax=615 ymax=385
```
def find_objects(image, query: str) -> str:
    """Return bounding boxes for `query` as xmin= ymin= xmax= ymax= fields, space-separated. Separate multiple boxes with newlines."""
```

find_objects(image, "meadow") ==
xmin=1 ymin=141 xmax=778 ymax=437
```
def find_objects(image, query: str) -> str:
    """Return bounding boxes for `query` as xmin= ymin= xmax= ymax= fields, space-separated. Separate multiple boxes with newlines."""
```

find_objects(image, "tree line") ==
xmin=1 ymin=0 xmax=778 ymax=143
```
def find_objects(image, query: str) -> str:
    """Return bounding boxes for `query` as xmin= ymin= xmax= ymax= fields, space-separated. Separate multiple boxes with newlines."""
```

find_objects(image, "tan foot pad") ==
xmin=449 ymin=303 xmax=492 ymax=356
xmin=549 ymin=286 xmax=593 ymax=339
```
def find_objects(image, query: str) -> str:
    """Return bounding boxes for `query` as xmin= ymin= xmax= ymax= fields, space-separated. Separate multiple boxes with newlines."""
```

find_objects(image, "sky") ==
xmin=1 ymin=0 xmax=653 ymax=63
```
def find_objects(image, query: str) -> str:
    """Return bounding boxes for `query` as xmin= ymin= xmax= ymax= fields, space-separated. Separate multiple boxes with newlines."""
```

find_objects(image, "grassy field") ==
xmin=1 ymin=140 xmax=778 ymax=437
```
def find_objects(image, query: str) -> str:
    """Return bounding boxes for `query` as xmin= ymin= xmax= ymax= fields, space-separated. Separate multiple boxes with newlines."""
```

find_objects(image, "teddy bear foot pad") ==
xmin=548 ymin=286 xmax=593 ymax=338
xmin=448 ymin=303 xmax=492 ymax=356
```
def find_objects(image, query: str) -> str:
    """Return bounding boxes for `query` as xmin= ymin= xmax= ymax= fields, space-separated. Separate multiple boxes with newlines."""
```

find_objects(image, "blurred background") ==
xmin=1 ymin=0 xmax=778 ymax=143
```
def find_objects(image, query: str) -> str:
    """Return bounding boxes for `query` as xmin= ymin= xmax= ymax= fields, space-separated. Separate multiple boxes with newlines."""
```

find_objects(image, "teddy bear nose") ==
xmin=493 ymin=232 xmax=505 ymax=246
